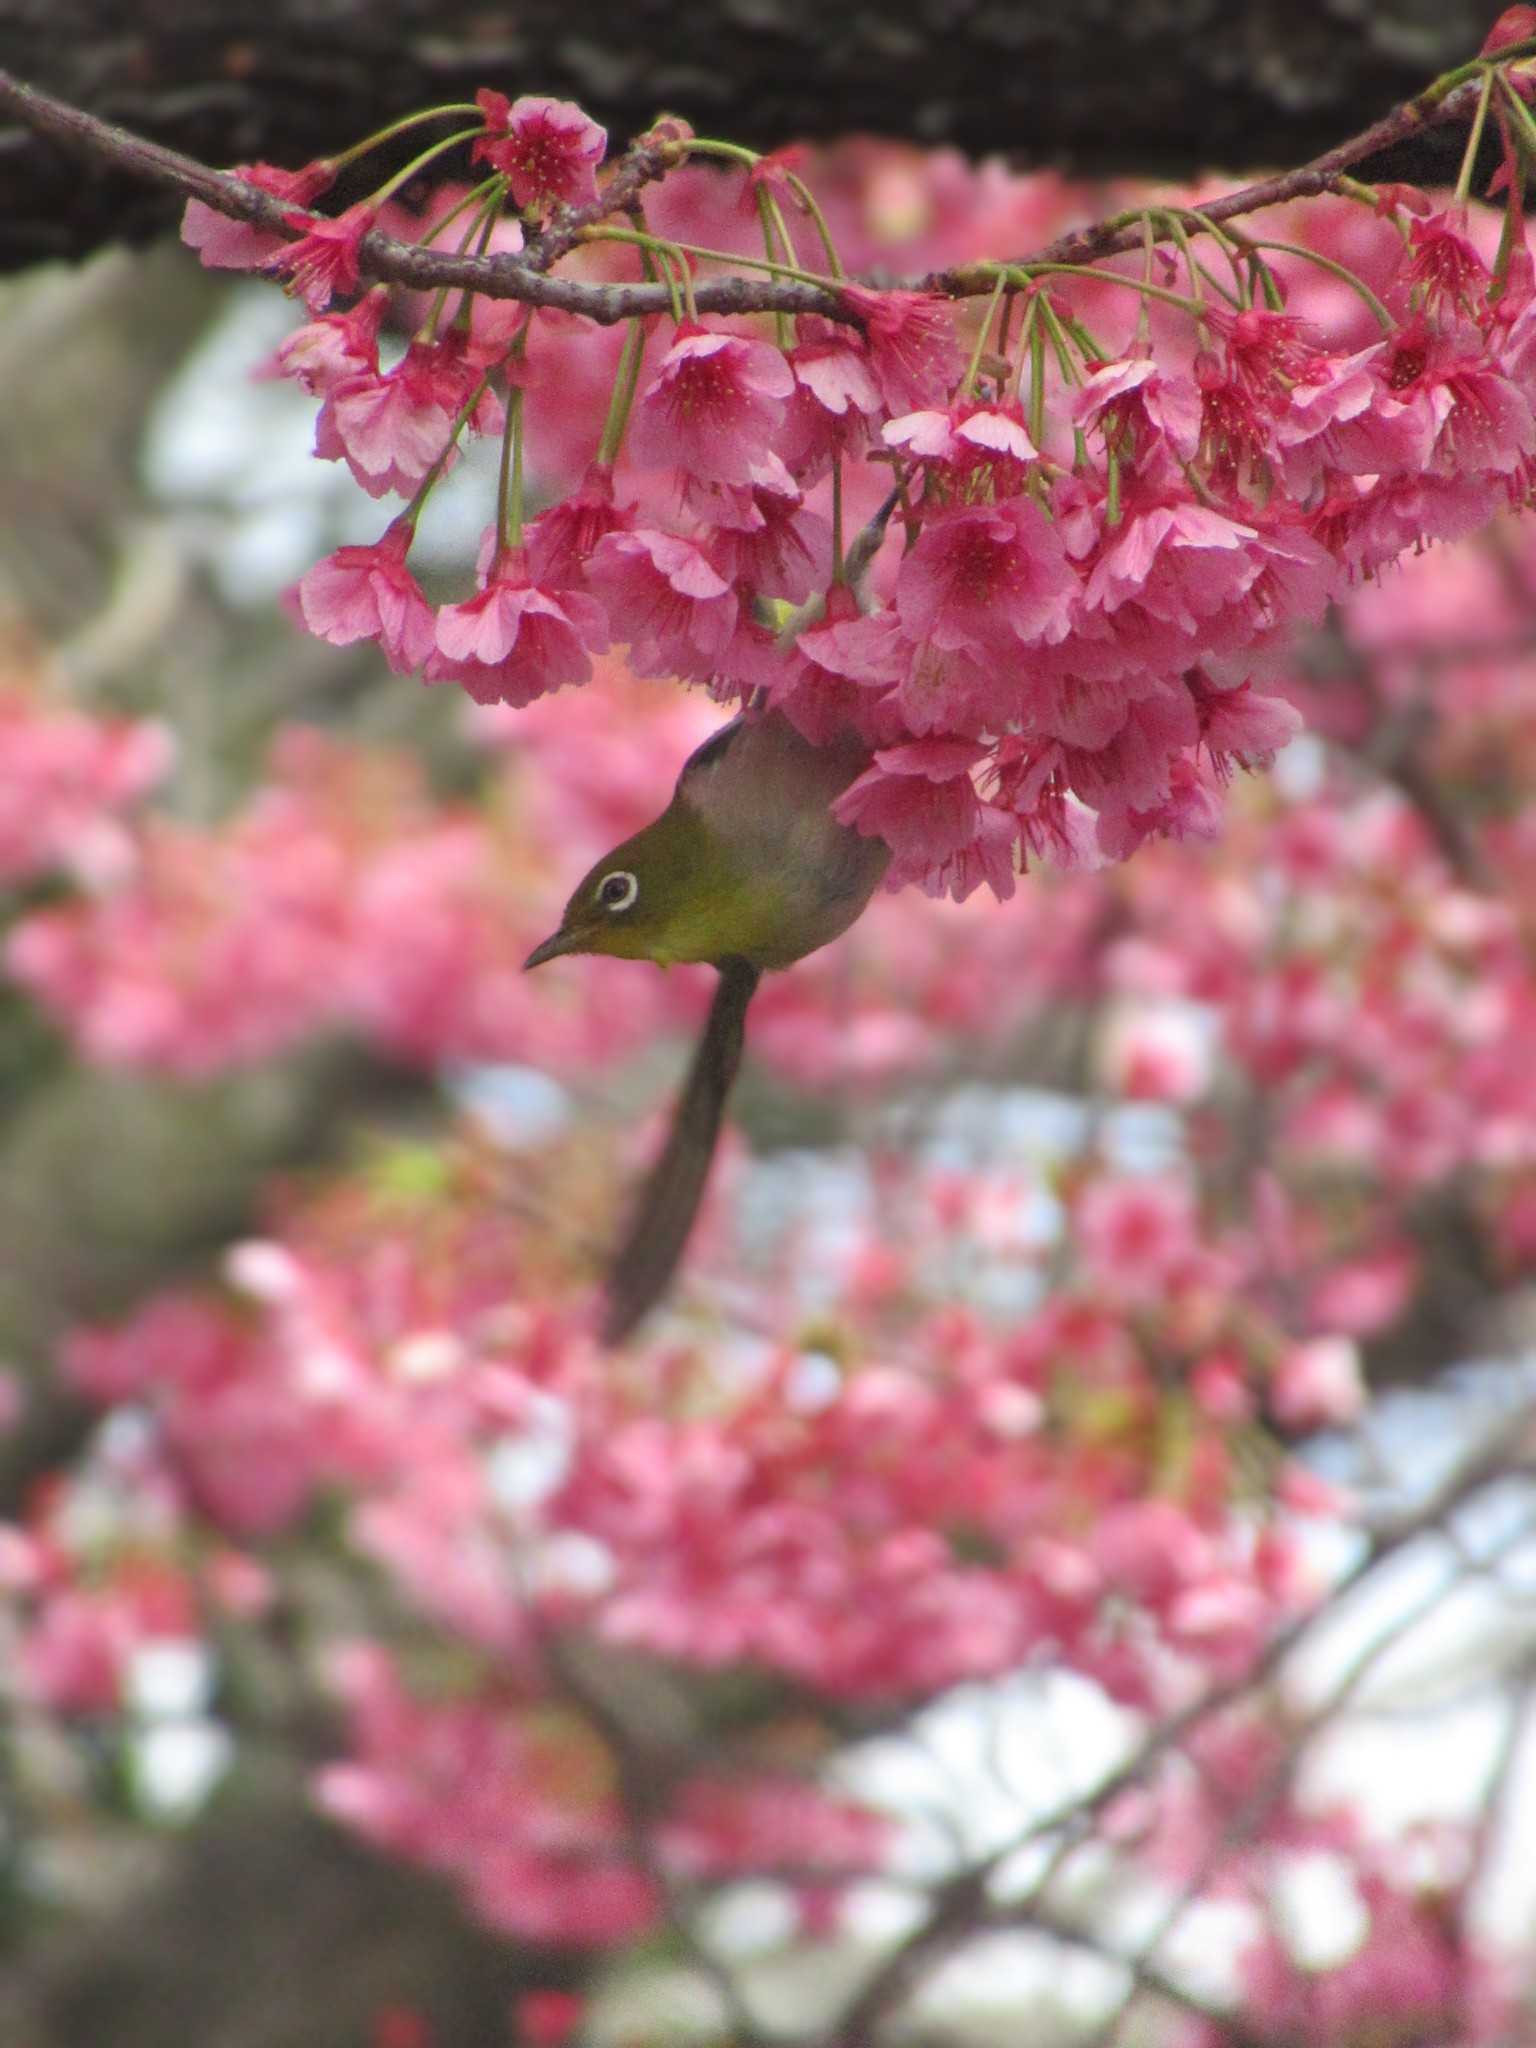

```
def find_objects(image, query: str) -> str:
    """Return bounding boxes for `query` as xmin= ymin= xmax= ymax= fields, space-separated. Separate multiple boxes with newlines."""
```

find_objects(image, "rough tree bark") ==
xmin=0 ymin=0 xmax=1502 ymax=270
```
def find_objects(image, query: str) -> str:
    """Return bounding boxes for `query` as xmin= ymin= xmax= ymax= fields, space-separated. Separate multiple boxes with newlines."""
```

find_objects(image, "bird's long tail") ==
xmin=601 ymin=957 xmax=761 ymax=1344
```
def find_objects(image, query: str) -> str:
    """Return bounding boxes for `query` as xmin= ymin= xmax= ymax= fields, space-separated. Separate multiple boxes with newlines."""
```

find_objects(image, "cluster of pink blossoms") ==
xmin=0 ymin=675 xmax=170 ymax=889
xmin=12 ymin=1131 xmax=1332 ymax=1936
xmin=1141 ymin=1718 xmax=1518 ymax=2048
xmin=178 ymin=59 xmax=1536 ymax=896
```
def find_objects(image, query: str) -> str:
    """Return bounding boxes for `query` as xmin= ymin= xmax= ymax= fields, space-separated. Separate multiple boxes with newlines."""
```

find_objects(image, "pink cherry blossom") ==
xmin=1404 ymin=207 xmax=1491 ymax=314
xmin=1271 ymin=341 xmax=1433 ymax=492
xmin=782 ymin=318 xmax=883 ymax=477
xmin=524 ymin=463 xmax=633 ymax=591
xmin=1095 ymin=753 xmax=1226 ymax=859
xmin=430 ymin=547 xmax=609 ymax=705
xmin=0 ymin=690 xmax=170 ymax=885
xmin=1073 ymin=356 xmax=1203 ymax=463
xmin=471 ymin=90 xmax=606 ymax=211
xmin=514 ymin=1993 xmax=585 ymax=2048
xmin=894 ymin=497 xmax=1076 ymax=660
xmin=839 ymin=284 xmax=963 ymax=412
xmin=294 ymin=521 xmax=437 ymax=675
xmin=265 ymin=201 xmax=377 ymax=312
xmin=180 ymin=159 xmax=334 ymax=272
xmin=1269 ymin=1336 xmax=1366 ymax=1431
xmin=690 ymin=479 xmax=829 ymax=606
xmin=586 ymin=529 xmax=739 ymax=680
xmin=884 ymin=399 xmax=1038 ymax=499
xmin=770 ymin=586 xmax=908 ymax=745
xmin=1189 ymin=674 xmax=1304 ymax=773
xmin=260 ymin=288 xmax=388 ymax=395
xmin=318 ymin=332 xmax=504 ymax=499
xmin=1083 ymin=489 xmax=1264 ymax=630
xmin=834 ymin=738 xmax=990 ymax=892
xmin=1075 ymin=1174 xmax=1204 ymax=1303
xmin=627 ymin=323 xmax=796 ymax=486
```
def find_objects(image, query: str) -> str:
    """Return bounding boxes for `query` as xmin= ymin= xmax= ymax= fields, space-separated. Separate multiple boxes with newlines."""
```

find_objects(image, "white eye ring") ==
xmin=597 ymin=869 xmax=639 ymax=913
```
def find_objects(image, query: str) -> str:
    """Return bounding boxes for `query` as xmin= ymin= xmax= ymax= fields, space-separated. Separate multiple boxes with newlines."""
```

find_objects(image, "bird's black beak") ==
xmin=523 ymin=928 xmax=578 ymax=970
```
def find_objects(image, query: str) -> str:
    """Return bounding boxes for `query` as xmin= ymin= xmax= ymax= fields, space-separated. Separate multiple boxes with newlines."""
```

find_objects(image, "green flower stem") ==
xmin=757 ymin=186 xmax=793 ymax=348
xmin=595 ymin=227 xmax=688 ymax=322
xmin=421 ymin=184 xmax=507 ymax=341
xmin=1455 ymin=69 xmax=1496 ymax=205
xmin=1057 ymin=309 xmax=1111 ymax=364
xmin=1161 ymin=212 xmax=1209 ymax=308
xmin=330 ymin=103 xmax=486 ymax=173
xmin=1498 ymin=69 xmax=1536 ymax=161
xmin=403 ymin=369 xmax=497 ymax=521
xmin=763 ymin=189 xmax=801 ymax=270
xmin=1420 ymin=37 xmax=1536 ymax=110
xmin=580 ymin=223 xmax=836 ymax=291
xmin=686 ymin=137 xmax=846 ymax=283
xmin=1493 ymin=128 xmax=1528 ymax=296
xmin=1134 ymin=214 xmax=1156 ymax=346
xmin=498 ymin=384 xmax=526 ymax=552
xmin=369 ymin=129 xmax=487 ymax=208
xmin=682 ymin=138 xmax=763 ymax=167
xmin=1012 ymin=291 xmax=1039 ymax=419
xmin=996 ymin=284 xmax=1019 ymax=364
xmin=1010 ymin=262 xmax=1207 ymax=318
xmin=1166 ymin=207 xmax=1253 ymax=306
xmin=415 ymin=174 xmax=506 ymax=255
xmin=597 ymin=314 xmax=649 ymax=465
xmin=1177 ymin=206 xmax=1245 ymax=256
xmin=1196 ymin=255 xmax=1245 ymax=308
xmin=678 ymin=249 xmax=699 ymax=323
xmin=785 ymin=171 xmax=844 ymax=280
xmin=961 ymin=269 xmax=1009 ymax=397
xmin=1036 ymin=294 xmax=1083 ymax=387
xmin=1244 ymin=240 xmax=1393 ymax=331
xmin=1028 ymin=303 xmax=1047 ymax=447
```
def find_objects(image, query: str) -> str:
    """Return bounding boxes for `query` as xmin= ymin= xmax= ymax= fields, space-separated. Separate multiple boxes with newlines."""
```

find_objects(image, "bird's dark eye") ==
xmin=598 ymin=870 xmax=639 ymax=913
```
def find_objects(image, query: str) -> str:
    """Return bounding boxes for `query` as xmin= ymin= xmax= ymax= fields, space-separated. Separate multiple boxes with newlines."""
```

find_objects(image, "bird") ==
xmin=524 ymin=707 xmax=890 ymax=1343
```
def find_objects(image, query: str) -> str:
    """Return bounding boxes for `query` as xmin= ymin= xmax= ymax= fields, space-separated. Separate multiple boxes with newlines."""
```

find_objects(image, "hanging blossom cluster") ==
xmin=173 ymin=18 xmax=1536 ymax=896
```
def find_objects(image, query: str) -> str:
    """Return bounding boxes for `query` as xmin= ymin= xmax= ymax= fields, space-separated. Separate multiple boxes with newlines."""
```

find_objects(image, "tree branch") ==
xmin=0 ymin=55 xmax=1521 ymax=326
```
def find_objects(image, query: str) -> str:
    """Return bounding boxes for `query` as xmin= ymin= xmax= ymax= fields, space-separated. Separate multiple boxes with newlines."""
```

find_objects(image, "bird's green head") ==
xmin=523 ymin=802 xmax=754 ymax=970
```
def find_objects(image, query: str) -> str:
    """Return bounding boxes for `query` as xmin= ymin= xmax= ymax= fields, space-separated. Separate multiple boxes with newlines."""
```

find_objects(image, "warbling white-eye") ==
xmin=524 ymin=709 xmax=890 ymax=1342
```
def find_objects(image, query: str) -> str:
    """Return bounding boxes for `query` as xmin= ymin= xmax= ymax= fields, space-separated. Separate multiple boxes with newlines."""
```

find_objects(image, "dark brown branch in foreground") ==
xmin=0 ymin=55 xmax=1520 ymax=325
